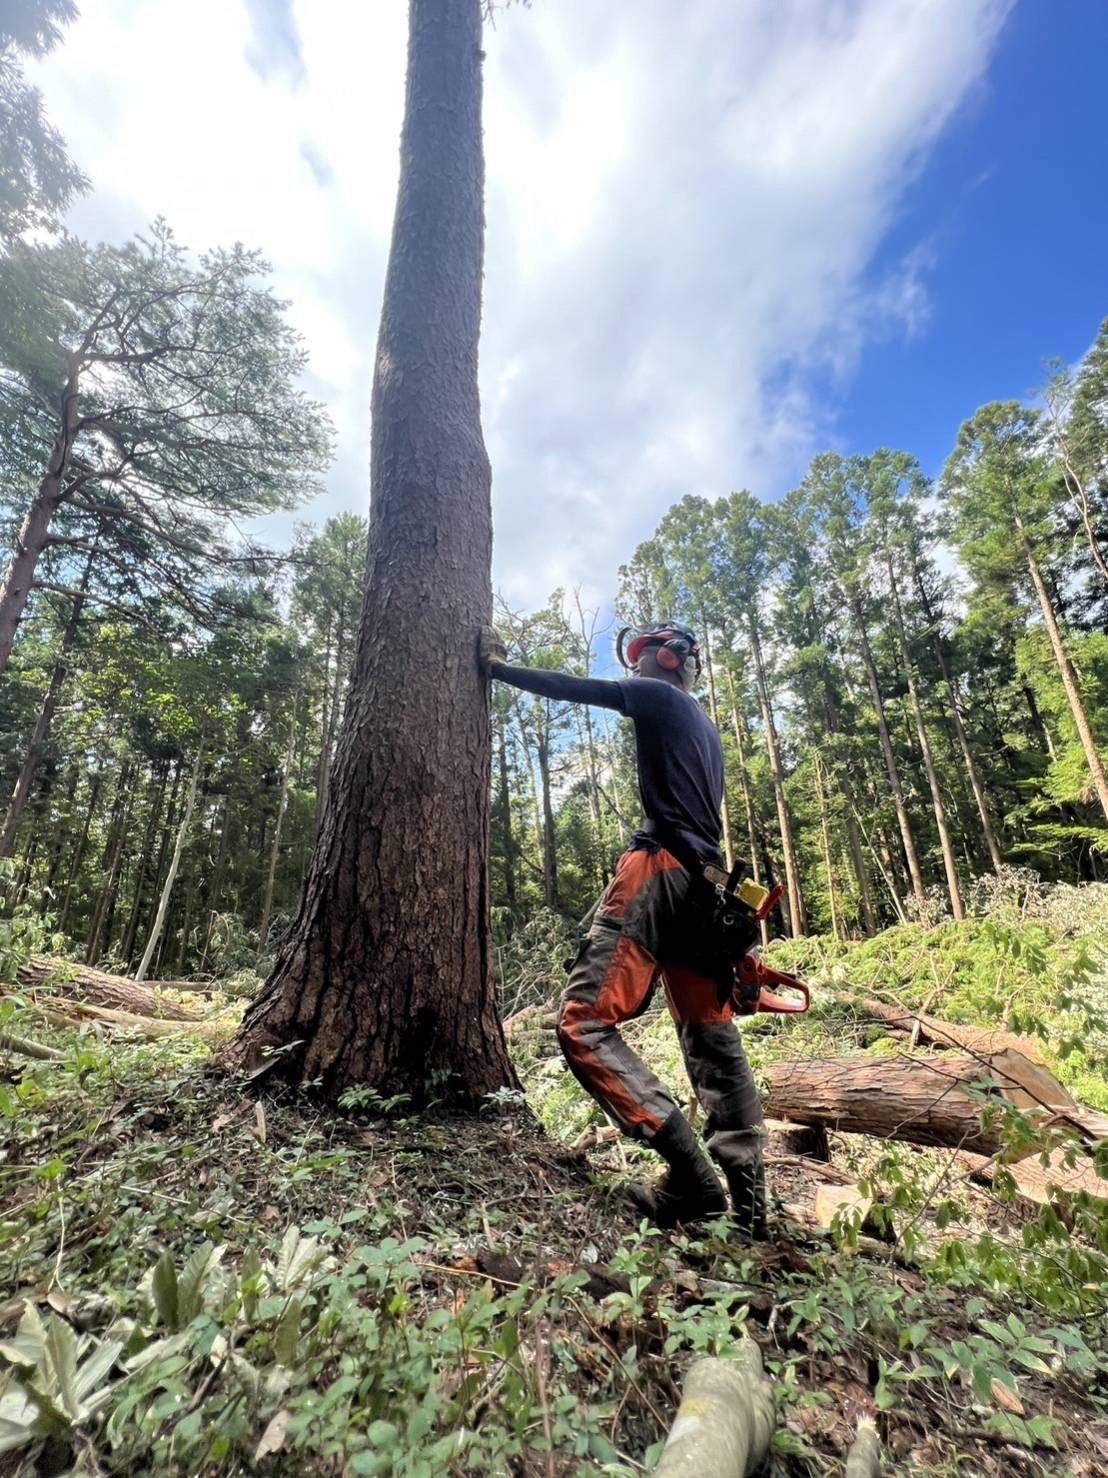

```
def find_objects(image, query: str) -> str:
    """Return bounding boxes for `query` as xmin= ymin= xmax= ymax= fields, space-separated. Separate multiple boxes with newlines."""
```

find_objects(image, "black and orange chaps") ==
xmin=556 ymin=846 xmax=765 ymax=1176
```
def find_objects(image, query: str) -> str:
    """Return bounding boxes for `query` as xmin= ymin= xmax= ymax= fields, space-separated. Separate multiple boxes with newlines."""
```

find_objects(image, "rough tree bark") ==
xmin=228 ymin=0 xmax=515 ymax=1101
xmin=762 ymin=1050 xmax=1084 ymax=1157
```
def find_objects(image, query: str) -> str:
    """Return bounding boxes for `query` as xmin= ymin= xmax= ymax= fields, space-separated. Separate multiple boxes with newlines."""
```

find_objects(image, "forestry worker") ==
xmin=482 ymin=622 xmax=766 ymax=1239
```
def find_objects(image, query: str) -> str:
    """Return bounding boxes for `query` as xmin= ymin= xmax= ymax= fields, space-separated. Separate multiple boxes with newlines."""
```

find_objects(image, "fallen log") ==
xmin=14 ymin=957 xmax=201 ymax=1020
xmin=844 ymin=1418 xmax=882 ymax=1478
xmin=656 ymin=1345 xmax=775 ymax=1477
xmin=32 ymin=1000 xmax=230 ymax=1043
xmin=830 ymin=990 xmax=1047 ymax=1063
xmin=762 ymin=1049 xmax=1099 ymax=1159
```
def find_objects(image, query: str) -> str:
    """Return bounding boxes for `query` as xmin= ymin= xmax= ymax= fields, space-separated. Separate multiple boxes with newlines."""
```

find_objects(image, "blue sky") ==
xmin=34 ymin=0 xmax=1101 ymax=609
xmin=836 ymin=0 xmax=1108 ymax=477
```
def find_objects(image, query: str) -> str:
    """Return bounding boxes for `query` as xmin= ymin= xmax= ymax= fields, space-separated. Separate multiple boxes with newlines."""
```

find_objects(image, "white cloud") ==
xmin=30 ymin=0 xmax=1010 ymax=607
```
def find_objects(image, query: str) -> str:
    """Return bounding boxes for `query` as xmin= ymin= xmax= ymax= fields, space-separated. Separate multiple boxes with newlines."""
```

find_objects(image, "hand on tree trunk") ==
xmin=480 ymin=625 xmax=507 ymax=672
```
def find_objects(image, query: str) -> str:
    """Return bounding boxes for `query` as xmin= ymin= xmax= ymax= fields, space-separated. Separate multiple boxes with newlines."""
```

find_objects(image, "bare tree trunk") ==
xmin=819 ymin=685 xmax=877 ymax=936
xmin=258 ymin=704 xmax=298 ymax=959
xmin=939 ymin=632 xmax=1004 ymax=863
xmin=700 ymin=632 xmax=734 ymax=870
xmin=120 ymin=765 xmax=170 ymax=963
xmin=747 ymin=619 xmax=805 ymax=935
xmin=885 ymin=557 xmax=964 ymax=918
xmin=496 ymin=727 xmax=517 ymax=913
xmin=135 ymin=745 xmax=203 ymax=982
xmin=228 ymin=0 xmax=515 ymax=1101
xmin=813 ymin=754 xmax=842 ymax=941
xmin=85 ymin=761 xmax=134 ymax=965
xmin=58 ymin=773 xmax=102 ymax=933
xmin=0 ymin=572 xmax=87 ymax=857
xmin=535 ymin=713 xmax=558 ymax=911
xmin=724 ymin=667 xmax=768 ymax=948
xmin=1015 ymin=516 xmax=1108 ymax=821
xmin=850 ymin=597 xmax=927 ymax=909
xmin=0 ymin=371 xmax=80 ymax=674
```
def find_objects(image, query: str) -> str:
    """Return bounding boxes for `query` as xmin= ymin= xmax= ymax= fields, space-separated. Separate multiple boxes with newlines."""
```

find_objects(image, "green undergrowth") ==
xmin=2 ymin=1020 xmax=1107 ymax=1476
xmin=1 ymin=875 xmax=1107 ymax=1473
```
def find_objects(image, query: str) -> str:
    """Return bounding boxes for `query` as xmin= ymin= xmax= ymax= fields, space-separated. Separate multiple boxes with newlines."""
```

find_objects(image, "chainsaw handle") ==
xmin=734 ymin=952 xmax=811 ymax=1015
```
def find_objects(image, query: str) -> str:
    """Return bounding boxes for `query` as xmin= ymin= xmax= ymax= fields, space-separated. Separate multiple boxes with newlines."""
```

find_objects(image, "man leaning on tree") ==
xmin=482 ymin=621 xmax=767 ymax=1239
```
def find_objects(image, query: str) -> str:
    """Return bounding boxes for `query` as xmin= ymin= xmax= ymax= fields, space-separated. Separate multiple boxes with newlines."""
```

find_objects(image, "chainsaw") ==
xmin=700 ymin=860 xmax=811 ymax=1017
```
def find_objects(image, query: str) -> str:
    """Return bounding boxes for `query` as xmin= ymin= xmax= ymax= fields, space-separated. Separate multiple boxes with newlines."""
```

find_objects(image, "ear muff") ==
xmin=656 ymin=642 xmax=684 ymax=670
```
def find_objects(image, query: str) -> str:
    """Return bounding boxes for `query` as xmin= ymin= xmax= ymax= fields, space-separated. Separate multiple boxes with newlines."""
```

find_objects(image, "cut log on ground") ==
xmin=14 ymin=958 xmax=201 ymax=1020
xmin=655 ymin=1344 xmax=775 ymax=1477
xmin=32 ymin=1001 xmax=229 ymax=1043
xmin=830 ymin=989 xmax=1047 ymax=1063
xmin=763 ymin=1050 xmax=1101 ymax=1159
xmin=844 ymin=1418 xmax=882 ymax=1478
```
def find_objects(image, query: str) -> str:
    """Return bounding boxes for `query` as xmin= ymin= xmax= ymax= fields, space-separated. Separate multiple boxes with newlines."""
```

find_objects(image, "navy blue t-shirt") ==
xmin=492 ymin=664 xmax=724 ymax=870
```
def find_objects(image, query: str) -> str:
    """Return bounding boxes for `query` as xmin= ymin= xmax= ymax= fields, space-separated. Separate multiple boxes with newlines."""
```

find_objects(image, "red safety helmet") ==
xmin=616 ymin=624 xmax=701 ymax=675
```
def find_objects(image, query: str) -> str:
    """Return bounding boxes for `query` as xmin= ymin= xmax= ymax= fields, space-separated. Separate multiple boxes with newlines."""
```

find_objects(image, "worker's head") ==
xmin=619 ymin=625 xmax=701 ymax=691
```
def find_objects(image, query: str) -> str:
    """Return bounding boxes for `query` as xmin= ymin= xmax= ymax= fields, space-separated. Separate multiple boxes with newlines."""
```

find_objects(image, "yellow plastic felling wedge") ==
xmin=737 ymin=879 xmax=770 ymax=911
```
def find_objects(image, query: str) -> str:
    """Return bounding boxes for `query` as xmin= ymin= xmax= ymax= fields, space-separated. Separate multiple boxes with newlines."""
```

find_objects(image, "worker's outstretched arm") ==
xmin=481 ymin=626 xmax=626 ymax=712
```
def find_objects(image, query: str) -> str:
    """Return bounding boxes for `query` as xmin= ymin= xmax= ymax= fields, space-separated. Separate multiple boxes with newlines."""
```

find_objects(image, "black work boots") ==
xmin=627 ymin=1109 xmax=768 ymax=1237
xmin=626 ymin=1109 xmax=727 ymax=1227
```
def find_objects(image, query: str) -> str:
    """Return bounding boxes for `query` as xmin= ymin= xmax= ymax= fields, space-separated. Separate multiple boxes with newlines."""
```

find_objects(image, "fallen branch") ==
xmin=656 ymin=1344 xmax=775 ymax=1477
xmin=830 ymin=990 xmax=1047 ymax=1063
xmin=0 ymin=1029 xmax=64 ymax=1062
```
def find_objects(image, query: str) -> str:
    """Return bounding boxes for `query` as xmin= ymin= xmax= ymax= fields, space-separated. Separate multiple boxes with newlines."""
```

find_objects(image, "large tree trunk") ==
xmin=747 ymin=619 xmax=805 ymax=935
xmin=0 ymin=373 xmax=79 ymax=675
xmin=763 ymin=1050 xmax=1085 ymax=1157
xmin=135 ymin=745 xmax=203 ymax=982
xmin=228 ymin=0 xmax=515 ymax=1102
xmin=885 ymin=558 xmax=964 ymax=918
xmin=1016 ymin=516 xmax=1108 ymax=821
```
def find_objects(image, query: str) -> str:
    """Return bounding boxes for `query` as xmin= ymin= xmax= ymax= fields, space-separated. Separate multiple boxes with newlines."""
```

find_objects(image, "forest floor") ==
xmin=1 ymin=879 xmax=1108 ymax=1475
